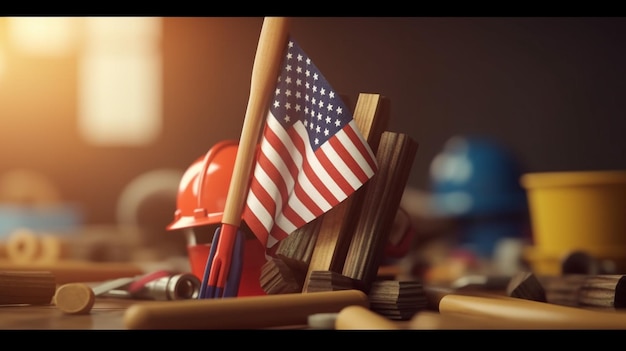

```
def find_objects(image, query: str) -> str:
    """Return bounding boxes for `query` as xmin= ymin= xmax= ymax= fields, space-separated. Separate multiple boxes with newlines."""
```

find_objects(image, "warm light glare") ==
xmin=83 ymin=17 xmax=161 ymax=43
xmin=78 ymin=17 xmax=162 ymax=146
xmin=8 ymin=17 xmax=76 ymax=56
xmin=79 ymin=53 xmax=162 ymax=145
xmin=0 ymin=49 xmax=5 ymax=82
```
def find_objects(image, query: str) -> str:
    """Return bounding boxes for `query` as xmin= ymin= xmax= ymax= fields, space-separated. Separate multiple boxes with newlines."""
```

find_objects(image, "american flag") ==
xmin=242 ymin=37 xmax=378 ymax=249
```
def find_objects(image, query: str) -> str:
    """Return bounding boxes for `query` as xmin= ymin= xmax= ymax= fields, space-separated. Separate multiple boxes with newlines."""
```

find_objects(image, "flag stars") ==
xmin=267 ymin=40 xmax=356 ymax=152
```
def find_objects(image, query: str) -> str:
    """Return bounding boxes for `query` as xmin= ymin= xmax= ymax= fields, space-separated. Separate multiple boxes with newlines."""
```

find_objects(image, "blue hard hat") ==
xmin=429 ymin=135 xmax=528 ymax=218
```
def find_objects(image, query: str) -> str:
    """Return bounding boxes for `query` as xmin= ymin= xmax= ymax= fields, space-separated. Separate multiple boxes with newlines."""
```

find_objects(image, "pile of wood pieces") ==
xmin=259 ymin=93 xmax=425 ymax=320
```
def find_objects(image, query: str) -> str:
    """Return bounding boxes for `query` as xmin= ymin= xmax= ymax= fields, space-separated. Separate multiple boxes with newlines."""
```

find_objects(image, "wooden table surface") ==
xmin=0 ymin=298 xmax=141 ymax=330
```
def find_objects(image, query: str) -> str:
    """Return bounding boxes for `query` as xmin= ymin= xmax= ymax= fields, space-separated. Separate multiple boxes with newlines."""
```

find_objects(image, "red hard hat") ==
xmin=167 ymin=140 xmax=238 ymax=231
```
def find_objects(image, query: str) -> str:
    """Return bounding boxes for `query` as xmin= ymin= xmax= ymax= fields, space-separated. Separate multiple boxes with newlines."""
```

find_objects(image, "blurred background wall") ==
xmin=0 ymin=16 xmax=625 ymax=227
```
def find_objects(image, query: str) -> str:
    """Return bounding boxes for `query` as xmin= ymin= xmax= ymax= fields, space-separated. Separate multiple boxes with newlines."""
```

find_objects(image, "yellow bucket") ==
xmin=521 ymin=170 xmax=626 ymax=275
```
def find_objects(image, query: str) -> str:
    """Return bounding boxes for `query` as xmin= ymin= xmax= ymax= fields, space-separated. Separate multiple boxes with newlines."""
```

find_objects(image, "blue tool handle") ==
xmin=199 ymin=228 xmax=221 ymax=299
xmin=222 ymin=229 xmax=245 ymax=297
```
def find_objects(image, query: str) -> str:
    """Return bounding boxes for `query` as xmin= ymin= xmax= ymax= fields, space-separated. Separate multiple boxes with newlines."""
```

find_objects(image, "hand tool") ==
xmin=95 ymin=272 xmax=201 ymax=301
xmin=203 ymin=16 xmax=290 ymax=298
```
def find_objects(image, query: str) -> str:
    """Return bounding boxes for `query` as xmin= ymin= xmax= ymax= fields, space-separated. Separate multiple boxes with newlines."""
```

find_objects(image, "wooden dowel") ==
xmin=222 ymin=16 xmax=290 ymax=226
xmin=335 ymin=305 xmax=400 ymax=330
xmin=438 ymin=293 xmax=626 ymax=329
xmin=124 ymin=289 xmax=369 ymax=329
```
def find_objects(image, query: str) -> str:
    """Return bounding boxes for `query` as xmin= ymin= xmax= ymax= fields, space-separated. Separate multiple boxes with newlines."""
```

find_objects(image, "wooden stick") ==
xmin=438 ymin=293 xmax=626 ymax=329
xmin=222 ymin=16 xmax=290 ymax=227
xmin=124 ymin=289 xmax=369 ymax=329
xmin=207 ymin=17 xmax=290 ymax=293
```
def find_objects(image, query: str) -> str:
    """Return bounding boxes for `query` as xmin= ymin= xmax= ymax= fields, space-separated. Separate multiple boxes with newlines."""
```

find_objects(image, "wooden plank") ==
xmin=342 ymin=132 xmax=418 ymax=290
xmin=301 ymin=93 xmax=390 ymax=292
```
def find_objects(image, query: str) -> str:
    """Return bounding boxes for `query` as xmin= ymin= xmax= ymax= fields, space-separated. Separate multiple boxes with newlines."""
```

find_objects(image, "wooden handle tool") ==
xmin=222 ymin=16 xmax=290 ymax=227
xmin=124 ymin=289 xmax=368 ymax=329
xmin=206 ymin=16 xmax=290 ymax=296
